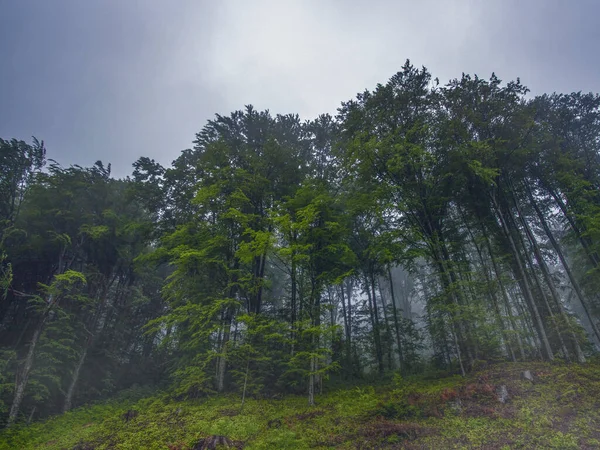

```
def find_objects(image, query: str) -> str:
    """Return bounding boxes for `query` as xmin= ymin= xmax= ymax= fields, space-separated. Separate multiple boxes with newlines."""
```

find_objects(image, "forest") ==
xmin=1 ymin=61 xmax=600 ymax=431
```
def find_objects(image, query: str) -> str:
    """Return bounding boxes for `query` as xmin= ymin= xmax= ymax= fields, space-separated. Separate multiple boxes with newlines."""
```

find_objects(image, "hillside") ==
xmin=2 ymin=362 xmax=599 ymax=450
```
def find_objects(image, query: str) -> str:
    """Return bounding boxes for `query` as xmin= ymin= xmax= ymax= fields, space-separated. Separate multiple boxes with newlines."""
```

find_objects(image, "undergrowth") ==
xmin=1 ymin=362 xmax=599 ymax=449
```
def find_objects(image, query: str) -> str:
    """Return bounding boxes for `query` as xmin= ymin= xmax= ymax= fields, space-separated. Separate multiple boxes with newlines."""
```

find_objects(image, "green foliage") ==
xmin=0 ymin=159 xmax=167 ymax=423
xmin=0 ymin=349 xmax=16 ymax=416
xmin=285 ymin=320 xmax=342 ymax=388
xmin=0 ymin=137 xmax=46 ymax=228
xmin=0 ymin=253 xmax=11 ymax=300
xmin=2 ymin=61 xmax=600 ymax=432
xmin=227 ymin=314 xmax=291 ymax=397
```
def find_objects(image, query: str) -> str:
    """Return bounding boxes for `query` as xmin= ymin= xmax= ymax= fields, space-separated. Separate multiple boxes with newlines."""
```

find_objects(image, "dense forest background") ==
xmin=2 ymin=61 xmax=600 ymax=427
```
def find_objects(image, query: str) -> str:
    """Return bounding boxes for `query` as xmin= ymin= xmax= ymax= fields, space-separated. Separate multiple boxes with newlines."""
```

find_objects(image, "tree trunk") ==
xmin=387 ymin=267 xmax=404 ymax=372
xmin=460 ymin=208 xmax=513 ymax=361
xmin=547 ymin=186 xmax=600 ymax=268
xmin=523 ymin=244 xmax=571 ymax=361
xmin=491 ymin=191 xmax=554 ymax=360
xmin=26 ymin=406 xmax=36 ymax=425
xmin=377 ymin=281 xmax=393 ymax=370
xmin=513 ymin=186 xmax=585 ymax=362
xmin=307 ymin=280 xmax=320 ymax=406
xmin=345 ymin=279 xmax=359 ymax=375
xmin=63 ymin=348 xmax=87 ymax=412
xmin=308 ymin=348 xmax=315 ymax=406
xmin=339 ymin=283 xmax=352 ymax=371
xmin=7 ymin=318 xmax=44 ymax=426
xmin=527 ymin=183 xmax=600 ymax=345
xmin=480 ymin=226 xmax=526 ymax=360
xmin=508 ymin=186 xmax=571 ymax=360
xmin=435 ymin=241 xmax=474 ymax=369
xmin=365 ymin=274 xmax=384 ymax=374
xmin=217 ymin=311 xmax=232 ymax=393
xmin=240 ymin=359 xmax=250 ymax=412
xmin=64 ymin=279 xmax=116 ymax=413
xmin=346 ymin=279 xmax=353 ymax=342
xmin=290 ymin=247 xmax=297 ymax=356
xmin=254 ymin=250 xmax=268 ymax=314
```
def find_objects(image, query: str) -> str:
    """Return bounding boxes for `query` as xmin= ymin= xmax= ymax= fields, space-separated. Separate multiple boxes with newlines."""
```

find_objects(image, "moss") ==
xmin=1 ymin=361 xmax=599 ymax=449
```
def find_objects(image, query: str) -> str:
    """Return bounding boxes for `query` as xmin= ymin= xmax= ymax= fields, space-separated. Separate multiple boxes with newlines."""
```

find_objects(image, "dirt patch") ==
xmin=359 ymin=419 xmax=431 ymax=441
xmin=461 ymin=402 xmax=498 ymax=418
xmin=71 ymin=442 xmax=96 ymax=450
xmin=219 ymin=408 xmax=239 ymax=417
xmin=293 ymin=409 xmax=326 ymax=421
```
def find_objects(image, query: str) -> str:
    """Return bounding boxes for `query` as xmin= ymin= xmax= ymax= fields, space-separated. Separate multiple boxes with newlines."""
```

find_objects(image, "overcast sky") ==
xmin=1 ymin=0 xmax=599 ymax=177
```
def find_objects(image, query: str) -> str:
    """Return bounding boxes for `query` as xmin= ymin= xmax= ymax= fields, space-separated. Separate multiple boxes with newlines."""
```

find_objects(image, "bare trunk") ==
xmin=63 ymin=348 xmax=87 ymax=412
xmin=512 ymin=285 xmax=544 ymax=358
xmin=253 ymin=251 xmax=268 ymax=314
xmin=548 ymin=187 xmax=600 ymax=268
xmin=217 ymin=314 xmax=232 ymax=393
xmin=387 ymin=267 xmax=404 ymax=372
xmin=345 ymin=279 xmax=358 ymax=374
xmin=527 ymin=183 xmax=600 ymax=345
xmin=513 ymin=188 xmax=585 ymax=362
xmin=365 ymin=274 xmax=384 ymax=374
xmin=308 ymin=276 xmax=320 ymax=406
xmin=435 ymin=242 xmax=473 ymax=368
xmin=7 ymin=320 xmax=44 ymax=426
xmin=339 ymin=283 xmax=351 ymax=369
xmin=308 ymin=351 xmax=315 ymax=406
xmin=290 ymin=248 xmax=297 ymax=356
xmin=452 ymin=327 xmax=466 ymax=376
xmin=481 ymin=225 xmax=526 ymax=360
xmin=491 ymin=192 xmax=554 ymax=360
xmin=525 ymin=250 xmax=571 ymax=361
xmin=377 ymin=282 xmax=393 ymax=370
xmin=346 ymin=279 xmax=353 ymax=346
xmin=26 ymin=406 xmax=36 ymax=425
xmin=460 ymin=208 xmax=513 ymax=361
xmin=509 ymin=188 xmax=573 ymax=361
xmin=64 ymin=281 xmax=114 ymax=413
xmin=240 ymin=359 xmax=250 ymax=413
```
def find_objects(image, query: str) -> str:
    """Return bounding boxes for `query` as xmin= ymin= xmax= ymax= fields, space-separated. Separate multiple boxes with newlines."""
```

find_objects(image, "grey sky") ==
xmin=1 ymin=0 xmax=599 ymax=177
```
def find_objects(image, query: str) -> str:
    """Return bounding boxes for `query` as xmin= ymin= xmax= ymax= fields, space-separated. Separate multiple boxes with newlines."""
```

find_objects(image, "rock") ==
xmin=521 ymin=370 xmax=534 ymax=382
xmin=496 ymin=384 xmax=510 ymax=403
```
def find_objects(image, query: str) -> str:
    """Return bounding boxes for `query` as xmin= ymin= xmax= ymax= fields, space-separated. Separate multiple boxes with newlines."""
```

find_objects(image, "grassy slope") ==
xmin=1 ymin=362 xmax=600 ymax=449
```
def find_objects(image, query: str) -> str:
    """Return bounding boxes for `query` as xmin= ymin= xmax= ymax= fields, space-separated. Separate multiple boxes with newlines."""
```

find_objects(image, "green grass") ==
xmin=2 ymin=362 xmax=600 ymax=449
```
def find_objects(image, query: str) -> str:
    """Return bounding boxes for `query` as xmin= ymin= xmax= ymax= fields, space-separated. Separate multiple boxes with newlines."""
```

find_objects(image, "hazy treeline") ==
xmin=1 ymin=61 xmax=599 ymax=425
